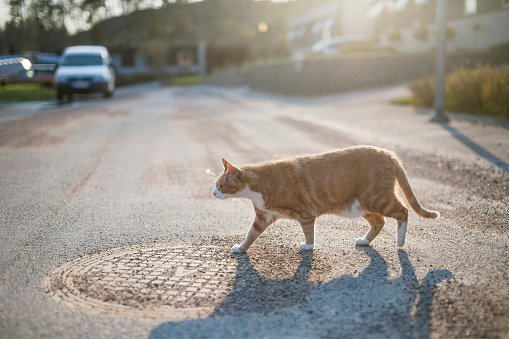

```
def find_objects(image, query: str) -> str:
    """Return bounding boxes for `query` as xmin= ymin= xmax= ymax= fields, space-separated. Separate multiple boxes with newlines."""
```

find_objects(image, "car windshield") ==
xmin=62 ymin=54 xmax=103 ymax=66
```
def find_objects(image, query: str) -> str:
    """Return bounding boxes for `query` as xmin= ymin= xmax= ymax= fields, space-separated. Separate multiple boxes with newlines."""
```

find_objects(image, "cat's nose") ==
xmin=213 ymin=187 xmax=224 ymax=199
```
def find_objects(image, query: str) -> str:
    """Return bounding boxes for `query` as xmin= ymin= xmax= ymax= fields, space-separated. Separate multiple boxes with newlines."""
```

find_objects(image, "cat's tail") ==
xmin=395 ymin=165 xmax=440 ymax=219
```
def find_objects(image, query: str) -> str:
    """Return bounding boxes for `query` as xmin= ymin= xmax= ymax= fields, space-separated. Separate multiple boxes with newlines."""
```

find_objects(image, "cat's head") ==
xmin=213 ymin=158 xmax=247 ymax=199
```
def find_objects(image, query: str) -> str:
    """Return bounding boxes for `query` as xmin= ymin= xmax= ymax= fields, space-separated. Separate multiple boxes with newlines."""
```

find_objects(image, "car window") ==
xmin=61 ymin=54 xmax=103 ymax=66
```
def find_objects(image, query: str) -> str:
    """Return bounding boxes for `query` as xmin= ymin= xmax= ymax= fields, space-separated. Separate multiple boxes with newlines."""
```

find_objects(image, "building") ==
xmin=287 ymin=1 xmax=374 ymax=56
xmin=373 ymin=0 xmax=509 ymax=53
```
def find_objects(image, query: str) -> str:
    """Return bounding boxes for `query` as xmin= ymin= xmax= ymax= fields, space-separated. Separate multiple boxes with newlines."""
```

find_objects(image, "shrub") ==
xmin=407 ymin=64 xmax=509 ymax=117
xmin=116 ymin=73 xmax=157 ymax=87
xmin=413 ymin=24 xmax=429 ymax=42
xmin=445 ymin=64 xmax=491 ymax=112
xmin=446 ymin=26 xmax=455 ymax=41
xmin=388 ymin=30 xmax=401 ymax=42
xmin=482 ymin=66 xmax=509 ymax=117
xmin=409 ymin=76 xmax=434 ymax=106
xmin=472 ymin=23 xmax=481 ymax=32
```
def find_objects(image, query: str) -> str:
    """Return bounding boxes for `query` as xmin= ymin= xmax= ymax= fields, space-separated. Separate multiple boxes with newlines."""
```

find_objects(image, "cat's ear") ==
xmin=222 ymin=158 xmax=240 ymax=174
xmin=222 ymin=158 xmax=230 ymax=171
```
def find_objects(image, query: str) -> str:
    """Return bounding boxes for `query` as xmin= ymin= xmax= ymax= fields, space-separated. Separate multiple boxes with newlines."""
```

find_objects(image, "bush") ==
xmin=116 ymin=73 xmax=157 ymax=87
xmin=445 ymin=64 xmax=491 ymax=112
xmin=482 ymin=66 xmax=509 ymax=117
xmin=413 ymin=24 xmax=429 ymax=42
xmin=409 ymin=76 xmax=434 ymax=106
xmin=408 ymin=64 xmax=509 ymax=118
xmin=388 ymin=30 xmax=401 ymax=42
xmin=446 ymin=26 xmax=455 ymax=41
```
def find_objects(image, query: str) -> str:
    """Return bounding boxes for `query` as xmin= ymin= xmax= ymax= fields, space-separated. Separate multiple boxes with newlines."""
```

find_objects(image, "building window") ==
xmin=464 ymin=0 xmax=477 ymax=15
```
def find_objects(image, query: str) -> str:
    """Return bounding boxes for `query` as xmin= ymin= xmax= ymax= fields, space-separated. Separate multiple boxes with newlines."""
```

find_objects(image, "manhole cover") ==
xmin=44 ymin=243 xmax=236 ymax=319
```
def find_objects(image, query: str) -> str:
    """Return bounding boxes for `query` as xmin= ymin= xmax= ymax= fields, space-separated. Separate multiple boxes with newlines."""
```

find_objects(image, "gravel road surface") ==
xmin=0 ymin=84 xmax=508 ymax=338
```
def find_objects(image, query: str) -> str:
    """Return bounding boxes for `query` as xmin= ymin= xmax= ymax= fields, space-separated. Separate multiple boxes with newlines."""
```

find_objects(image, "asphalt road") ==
xmin=0 ymin=84 xmax=508 ymax=339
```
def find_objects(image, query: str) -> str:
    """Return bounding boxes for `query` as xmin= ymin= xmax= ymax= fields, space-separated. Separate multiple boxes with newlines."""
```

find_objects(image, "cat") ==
xmin=213 ymin=145 xmax=439 ymax=253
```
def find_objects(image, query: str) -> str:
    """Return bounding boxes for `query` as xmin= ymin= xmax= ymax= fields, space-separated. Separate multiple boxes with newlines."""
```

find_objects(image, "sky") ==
xmin=0 ymin=0 xmax=9 ymax=27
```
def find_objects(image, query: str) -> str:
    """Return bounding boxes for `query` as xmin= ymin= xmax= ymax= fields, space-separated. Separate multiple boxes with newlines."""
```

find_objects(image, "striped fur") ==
xmin=214 ymin=146 xmax=439 ymax=252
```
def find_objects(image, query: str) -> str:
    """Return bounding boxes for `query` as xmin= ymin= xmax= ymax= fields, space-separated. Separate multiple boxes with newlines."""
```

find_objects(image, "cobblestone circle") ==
xmin=44 ymin=243 xmax=237 ymax=319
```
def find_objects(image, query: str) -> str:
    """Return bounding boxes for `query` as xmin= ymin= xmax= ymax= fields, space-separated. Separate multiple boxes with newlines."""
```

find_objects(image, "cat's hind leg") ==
xmin=382 ymin=198 xmax=409 ymax=247
xmin=299 ymin=219 xmax=316 ymax=251
xmin=356 ymin=213 xmax=385 ymax=246
xmin=232 ymin=208 xmax=276 ymax=253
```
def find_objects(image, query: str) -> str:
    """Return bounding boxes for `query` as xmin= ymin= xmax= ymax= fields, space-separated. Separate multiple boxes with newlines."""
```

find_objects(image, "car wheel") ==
xmin=103 ymin=90 xmax=113 ymax=99
xmin=56 ymin=90 xmax=65 ymax=102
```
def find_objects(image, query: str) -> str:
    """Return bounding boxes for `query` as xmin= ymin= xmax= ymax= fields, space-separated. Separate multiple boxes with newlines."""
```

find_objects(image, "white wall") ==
xmin=378 ymin=9 xmax=509 ymax=53
xmin=450 ymin=9 xmax=509 ymax=51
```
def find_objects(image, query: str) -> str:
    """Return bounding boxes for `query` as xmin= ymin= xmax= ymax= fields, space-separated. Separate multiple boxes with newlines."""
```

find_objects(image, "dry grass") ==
xmin=409 ymin=76 xmax=434 ymax=107
xmin=407 ymin=65 xmax=509 ymax=117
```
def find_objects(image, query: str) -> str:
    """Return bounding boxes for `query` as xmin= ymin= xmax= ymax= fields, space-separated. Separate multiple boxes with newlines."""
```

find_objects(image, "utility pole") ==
xmin=430 ymin=0 xmax=449 ymax=123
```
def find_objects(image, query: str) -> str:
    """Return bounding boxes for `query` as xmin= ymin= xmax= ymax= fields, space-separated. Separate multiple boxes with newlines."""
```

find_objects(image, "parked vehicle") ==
xmin=311 ymin=36 xmax=367 ymax=55
xmin=55 ymin=45 xmax=115 ymax=101
xmin=0 ymin=56 xmax=32 ymax=86
xmin=27 ymin=53 xmax=59 ymax=86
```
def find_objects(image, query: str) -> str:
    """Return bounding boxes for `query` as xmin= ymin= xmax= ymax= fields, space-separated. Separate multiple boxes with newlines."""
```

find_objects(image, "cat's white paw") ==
xmin=397 ymin=221 xmax=407 ymax=247
xmin=231 ymin=244 xmax=245 ymax=253
xmin=300 ymin=242 xmax=314 ymax=251
xmin=355 ymin=237 xmax=371 ymax=246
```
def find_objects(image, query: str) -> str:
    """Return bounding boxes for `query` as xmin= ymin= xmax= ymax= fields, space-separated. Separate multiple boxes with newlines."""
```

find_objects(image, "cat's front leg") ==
xmin=299 ymin=219 xmax=315 ymax=251
xmin=231 ymin=226 xmax=259 ymax=253
xmin=232 ymin=209 xmax=275 ymax=253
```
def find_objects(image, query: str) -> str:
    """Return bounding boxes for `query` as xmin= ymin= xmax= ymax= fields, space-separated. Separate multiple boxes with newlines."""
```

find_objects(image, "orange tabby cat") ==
xmin=213 ymin=145 xmax=439 ymax=253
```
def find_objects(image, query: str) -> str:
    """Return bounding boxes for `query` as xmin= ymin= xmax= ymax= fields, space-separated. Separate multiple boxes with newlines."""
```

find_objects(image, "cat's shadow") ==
xmin=149 ymin=248 xmax=452 ymax=338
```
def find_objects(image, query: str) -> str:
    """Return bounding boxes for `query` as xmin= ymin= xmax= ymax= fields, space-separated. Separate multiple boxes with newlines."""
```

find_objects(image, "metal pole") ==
xmin=431 ymin=0 xmax=449 ymax=122
xmin=198 ymin=40 xmax=207 ymax=76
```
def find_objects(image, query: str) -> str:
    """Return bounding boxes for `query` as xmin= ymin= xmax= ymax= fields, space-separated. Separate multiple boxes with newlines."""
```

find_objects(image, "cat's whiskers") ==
xmin=206 ymin=169 xmax=220 ymax=183
xmin=206 ymin=168 xmax=218 ymax=177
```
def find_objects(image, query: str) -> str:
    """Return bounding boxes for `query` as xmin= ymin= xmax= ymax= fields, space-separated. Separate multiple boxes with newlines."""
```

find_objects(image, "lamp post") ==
xmin=430 ymin=0 xmax=449 ymax=123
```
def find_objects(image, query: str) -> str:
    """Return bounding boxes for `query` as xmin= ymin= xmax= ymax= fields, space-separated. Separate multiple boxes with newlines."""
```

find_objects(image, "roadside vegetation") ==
xmin=0 ymin=84 xmax=55 ymax=101
xmin=115 ymin=74 xmax=157 ymax=87
xmin=0 ymin=75 xmax=206 ymax=102
xmin=393 ymin=64 xmax=509 ymax=118
xmin=168 ymin=75 xmax=208 ymax=86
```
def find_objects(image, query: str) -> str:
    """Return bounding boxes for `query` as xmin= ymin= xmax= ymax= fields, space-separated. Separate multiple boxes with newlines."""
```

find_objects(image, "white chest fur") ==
xmin=233 ymin=186 xmax=285 ymax=218
xmin=234 ymin=186 xmax=266 ymax=210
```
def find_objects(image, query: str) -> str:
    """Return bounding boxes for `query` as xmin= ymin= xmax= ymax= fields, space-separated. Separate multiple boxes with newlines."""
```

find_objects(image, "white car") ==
xmin=311 ymin=36 xmax=368 ymax=55
xmin=55 ymin=45 xmax=115 ymax=101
